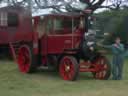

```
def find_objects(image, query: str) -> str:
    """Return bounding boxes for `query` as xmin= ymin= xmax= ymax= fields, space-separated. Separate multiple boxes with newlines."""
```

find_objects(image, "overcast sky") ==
xmin=0 ymin=0 xmax=123 ymax=15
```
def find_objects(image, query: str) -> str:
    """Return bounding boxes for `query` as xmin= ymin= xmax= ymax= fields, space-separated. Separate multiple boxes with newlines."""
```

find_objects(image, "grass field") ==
xmin=0 ymin=58 xmax=128 ymax=96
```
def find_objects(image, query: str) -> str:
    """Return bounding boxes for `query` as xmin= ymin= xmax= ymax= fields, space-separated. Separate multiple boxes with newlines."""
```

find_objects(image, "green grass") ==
xmin=0 ymin=58 xmax=128 ymax=96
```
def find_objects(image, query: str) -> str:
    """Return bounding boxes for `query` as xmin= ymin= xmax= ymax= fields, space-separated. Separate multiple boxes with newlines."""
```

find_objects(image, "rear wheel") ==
xmin=59 ymin=56 xmax=79 ymax=81
xmin=92 ymin=56 xmax=111 ymax=80
xmin=17 ymin=44 xmax=37 ymax=73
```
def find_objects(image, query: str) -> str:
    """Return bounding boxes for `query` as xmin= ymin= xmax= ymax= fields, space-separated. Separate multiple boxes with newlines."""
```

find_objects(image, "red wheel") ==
xmin=17 ymin=45 xmax=36 ymax=73
xmin=93 ymin=56 xmax=111 ymax=80
xmin=59 ymin=56 xmax=79 ymax=81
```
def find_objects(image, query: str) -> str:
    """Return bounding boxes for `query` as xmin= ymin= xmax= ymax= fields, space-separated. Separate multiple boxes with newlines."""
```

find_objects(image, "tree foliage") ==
xmin=95 ymin=7 xmax=128 ymax=44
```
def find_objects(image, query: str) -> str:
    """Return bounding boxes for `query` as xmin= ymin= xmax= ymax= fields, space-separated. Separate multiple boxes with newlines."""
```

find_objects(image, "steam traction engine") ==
xmin=1 ymin=6 xmax=111 ymax=81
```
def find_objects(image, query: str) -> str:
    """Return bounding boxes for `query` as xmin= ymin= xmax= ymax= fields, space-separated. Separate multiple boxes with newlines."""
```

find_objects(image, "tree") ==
xmin=95 ymin=7 xmax=128 ymax=44
xmin=1 ymin=0 xmax=128 ymax=12
xmin=0 ymin=0 xmax=107 ymax=13
xmin=101 ymin=0 xmax=128 ymax=10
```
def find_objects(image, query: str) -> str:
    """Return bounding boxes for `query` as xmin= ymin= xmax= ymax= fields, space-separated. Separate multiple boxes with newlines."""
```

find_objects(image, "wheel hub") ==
xmin=59 ymin=56 xmax=79 ymax=81
xmin=65 ymin=65 xmax=70 ymax=72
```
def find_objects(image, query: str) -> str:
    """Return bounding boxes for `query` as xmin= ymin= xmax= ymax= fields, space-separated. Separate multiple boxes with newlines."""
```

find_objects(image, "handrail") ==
xmin=9 ymin=42 xmax=17 ymax=64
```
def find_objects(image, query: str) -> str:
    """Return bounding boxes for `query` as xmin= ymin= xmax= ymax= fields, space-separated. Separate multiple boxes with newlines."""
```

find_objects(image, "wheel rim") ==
xmin=59 ymin=57 xmax=75 ymax=80
xmin=94 ymin=57 xmax=109 ymax=80
xmin=18 ymin=46 xmax=31 ymax=73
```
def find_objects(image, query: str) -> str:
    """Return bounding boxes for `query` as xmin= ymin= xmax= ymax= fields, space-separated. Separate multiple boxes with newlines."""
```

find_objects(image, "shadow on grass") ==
xmin=0 ymin=59 xmax=111 ymax=81
xmin=31 ymin=69 xmax=95 ymax=81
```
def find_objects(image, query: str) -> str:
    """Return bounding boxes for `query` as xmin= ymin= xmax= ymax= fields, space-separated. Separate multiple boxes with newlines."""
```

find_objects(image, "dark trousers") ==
xmin=112 ymin=55 xmax=124 ymax=80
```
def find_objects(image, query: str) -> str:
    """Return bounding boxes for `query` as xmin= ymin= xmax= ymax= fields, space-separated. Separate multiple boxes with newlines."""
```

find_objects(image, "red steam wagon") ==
xmin=0 ymin=6 xmax=111 ymax=81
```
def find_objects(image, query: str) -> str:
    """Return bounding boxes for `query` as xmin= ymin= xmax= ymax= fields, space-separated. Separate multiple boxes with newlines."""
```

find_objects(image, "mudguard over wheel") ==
xmin=59 ymin=56 xmax=79 ymax=81
xmin=92 ymin=56 xmax=111 ymax=80
xmin=17 ymin=45 xmax=37 ymax=73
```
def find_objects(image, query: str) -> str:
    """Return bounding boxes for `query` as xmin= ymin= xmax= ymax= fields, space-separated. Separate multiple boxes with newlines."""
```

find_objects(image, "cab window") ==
xmin=53 ymin=17 xmax=72 ymax=34
xmin=46 ymin=19 xmax=53 ymax=33
xmin=0 ymin=12 xmax=19 ymax=27
xmin=8 ymin=12 xmax=19 ymax=27
xmin=36 ymin=18 xmax=46 ymax=38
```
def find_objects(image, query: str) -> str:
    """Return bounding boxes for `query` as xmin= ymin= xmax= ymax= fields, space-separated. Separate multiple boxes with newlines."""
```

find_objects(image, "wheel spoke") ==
xmin=59 ymin=56 xmax=78 ymax=81
xmin=93 ymin=57 xmax=110 ymax=80
xmin=17 ymin=46 xmax=31 ymax=73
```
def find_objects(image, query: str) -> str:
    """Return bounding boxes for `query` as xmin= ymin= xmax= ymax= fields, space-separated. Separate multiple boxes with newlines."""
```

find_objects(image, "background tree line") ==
xmin=95 ymin=6 xmax=128 ymax=44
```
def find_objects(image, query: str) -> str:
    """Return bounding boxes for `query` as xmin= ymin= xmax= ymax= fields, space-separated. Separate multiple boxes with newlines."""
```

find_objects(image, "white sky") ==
xmin=95 ymin=0 xmax=111 ymax=13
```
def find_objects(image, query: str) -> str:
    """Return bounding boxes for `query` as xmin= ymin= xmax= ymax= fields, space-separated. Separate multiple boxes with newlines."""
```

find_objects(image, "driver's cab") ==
xmin=32 ymin=13 xmax=87 ymax=55
xmin=33 ymin=13 xmax=86 ymax=37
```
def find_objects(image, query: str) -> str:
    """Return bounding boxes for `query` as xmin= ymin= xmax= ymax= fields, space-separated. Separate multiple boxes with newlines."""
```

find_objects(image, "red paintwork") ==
xmin=33 ymin=31 xmax=39 ymax=55
xmin=32 ymin=14 xmax=86 ymax=67
xmin=32 ymin=15 xmax=110 ymax=80
xmin=46 ymin=34 xmax=82 ymax=54
xmin=59 ymin=56 xmax=77 ymax=80
xmin=33 ymin=16 xmax=85 ymax=56
xmin=1 ymin=6 xmax=110 ymax=80
xmin=93 ymin=57 xmax=109 ymax=80
xmin=17 ymin=45 xmax=31 ymax=73
xmin=79 ymin=57 xmax=109 ymax=79
xmin=79 ymin=61 xmax=108 ymax=73
xmin=0 ymin=6 xmax=33 ymax=44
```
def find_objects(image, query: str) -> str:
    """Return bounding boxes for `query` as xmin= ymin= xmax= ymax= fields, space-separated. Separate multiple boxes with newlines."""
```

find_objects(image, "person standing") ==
xmin=98 ymin=37 xmax=125 ymax=80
